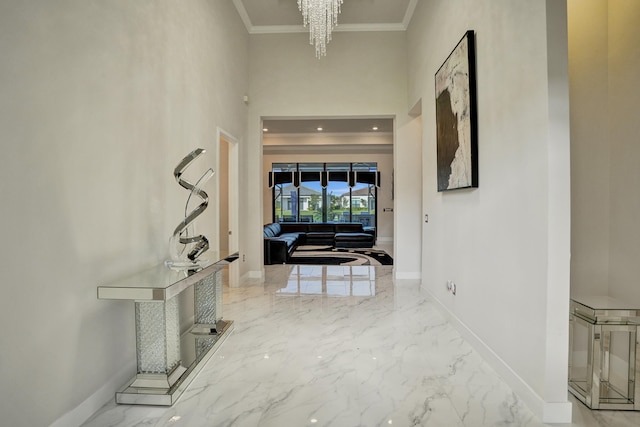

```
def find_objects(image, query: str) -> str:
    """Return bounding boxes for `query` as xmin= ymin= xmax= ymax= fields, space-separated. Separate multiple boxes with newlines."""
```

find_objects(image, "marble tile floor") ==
xmin=83 ymin=265 xmax=640 ymax=427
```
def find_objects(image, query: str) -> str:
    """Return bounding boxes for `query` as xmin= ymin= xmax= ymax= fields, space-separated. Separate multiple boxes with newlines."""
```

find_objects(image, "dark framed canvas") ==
xmin=435 ymin=30 xmax=478 ymax=192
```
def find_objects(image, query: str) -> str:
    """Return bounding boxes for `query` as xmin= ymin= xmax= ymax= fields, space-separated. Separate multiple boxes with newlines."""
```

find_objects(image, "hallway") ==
xmin=83 ymin=265 xmax=638 ymax=426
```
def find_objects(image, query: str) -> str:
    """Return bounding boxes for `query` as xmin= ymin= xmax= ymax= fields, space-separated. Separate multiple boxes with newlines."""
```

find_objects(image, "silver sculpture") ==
xmin=166 ymin=148 xmax=214 ymax=269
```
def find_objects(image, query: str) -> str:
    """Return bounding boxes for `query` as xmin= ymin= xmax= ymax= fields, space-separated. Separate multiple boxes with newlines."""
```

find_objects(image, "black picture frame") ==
xmin=435 ymin=30 xmax=478 ymax=192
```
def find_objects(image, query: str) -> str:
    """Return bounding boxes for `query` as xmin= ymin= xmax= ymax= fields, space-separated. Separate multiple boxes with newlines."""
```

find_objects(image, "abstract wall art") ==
xmin=435 ymin=30 xmax=478 ymax=192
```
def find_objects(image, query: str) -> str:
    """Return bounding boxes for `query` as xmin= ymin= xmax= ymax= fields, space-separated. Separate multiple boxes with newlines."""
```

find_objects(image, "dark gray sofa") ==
xmin=263 ymin=222 xmax=375 ymax=264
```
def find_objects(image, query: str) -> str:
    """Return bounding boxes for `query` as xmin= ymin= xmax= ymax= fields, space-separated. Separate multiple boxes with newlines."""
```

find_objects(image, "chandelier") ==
xmin=298 ymin=0 xmax=344 ymax=58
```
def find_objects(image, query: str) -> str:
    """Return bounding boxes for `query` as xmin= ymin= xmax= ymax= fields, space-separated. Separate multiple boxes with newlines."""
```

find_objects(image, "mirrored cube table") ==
xmin=98 ymin=252 xmax=238 ymax=405
xmin=569 ymin=296 xmax=640 ymax=410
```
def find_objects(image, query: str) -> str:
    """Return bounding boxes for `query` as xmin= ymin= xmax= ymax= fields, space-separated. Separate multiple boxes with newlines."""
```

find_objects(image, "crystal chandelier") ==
xmin=298 ymin=0 xmax=344 ymax=58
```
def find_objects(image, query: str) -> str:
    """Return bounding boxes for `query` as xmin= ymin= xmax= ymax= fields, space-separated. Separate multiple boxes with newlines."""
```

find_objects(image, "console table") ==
xmin=569 ymin=296 xmax=640 ymax=410
xmin=98 ymin=252 xmax=238 ymax=405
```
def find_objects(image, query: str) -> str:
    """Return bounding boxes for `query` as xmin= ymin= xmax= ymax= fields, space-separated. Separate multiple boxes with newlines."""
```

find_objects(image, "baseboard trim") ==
xmin=50 ymin=361 xmax=135 ymax=427
xmin=426 ymin=290 xmax=572 ymax=424
xmin=543 ymin=401 xmax=573 ymax=423
xmin=393 ymin=271 xmax=421 ymax=280
xmin=246 ymin=270 xmax=263 ymax=279
xmin=240 ymin=270 xmax=263 ymax=283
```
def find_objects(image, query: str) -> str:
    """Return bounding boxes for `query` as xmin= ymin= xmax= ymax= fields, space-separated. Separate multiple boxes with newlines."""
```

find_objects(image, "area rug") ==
xmin=287 ymin=245 xmax=393 ymax=266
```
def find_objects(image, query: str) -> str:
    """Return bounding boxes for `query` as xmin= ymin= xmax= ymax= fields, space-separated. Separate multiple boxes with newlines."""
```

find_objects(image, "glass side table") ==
xmin=569 ymin=296 xmax=640 ymax=410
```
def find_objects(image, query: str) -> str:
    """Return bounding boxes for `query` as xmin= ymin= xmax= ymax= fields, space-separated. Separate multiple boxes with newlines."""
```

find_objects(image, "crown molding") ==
xmin=403 ymin=0 xmax=419 ymax=29
xmin=333 ymin=23 xmax=406 ymax=33
xmin=232 ymin=0 xmax=252 ymax=32
xmin=250 ymin=25 xmax=307 ymax=34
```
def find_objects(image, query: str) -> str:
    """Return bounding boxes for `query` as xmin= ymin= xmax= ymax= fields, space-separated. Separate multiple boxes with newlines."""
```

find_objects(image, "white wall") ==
xmin=567 ymin=0 xmax=611 ymax=297
xmin=607 ymin=1 xmax=640 ymax=303
xmin=243 ymin=31 xmax=421 ymax=279
xmin=394 ymin=115 xmax=423 ymax=279
xmin=0 ymin=1 xmax=248 ymax=426
xmin=409 ymin=0 xmax=571 ymax=422
xmin=568 ymin=0 xmax=640 ymax=303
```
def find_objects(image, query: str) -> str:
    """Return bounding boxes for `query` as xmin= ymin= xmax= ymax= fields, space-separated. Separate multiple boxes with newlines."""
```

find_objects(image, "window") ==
xmin=270 ymin=163 xmax=379 ymax=229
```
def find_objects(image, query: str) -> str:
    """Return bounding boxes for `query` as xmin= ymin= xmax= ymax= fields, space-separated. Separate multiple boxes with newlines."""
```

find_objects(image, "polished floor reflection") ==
xmin=83 ymin=265 xmax=640 ymax=427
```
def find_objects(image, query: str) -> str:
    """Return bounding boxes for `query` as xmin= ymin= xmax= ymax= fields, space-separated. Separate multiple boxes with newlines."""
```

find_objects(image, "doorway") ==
xmin=261 ymin=116 xmax=394 ymax=247
xmin=216 ymin=128 xmax=239 ymax=287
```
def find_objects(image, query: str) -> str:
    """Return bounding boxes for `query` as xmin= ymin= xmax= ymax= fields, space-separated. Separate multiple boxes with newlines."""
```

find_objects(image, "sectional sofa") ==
xmin=263 ymin=222 xmax=375 ymax=264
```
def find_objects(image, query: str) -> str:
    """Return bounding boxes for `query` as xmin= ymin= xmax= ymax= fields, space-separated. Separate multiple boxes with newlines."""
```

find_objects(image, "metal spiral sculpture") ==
xmin=166 ymin=148 xmax=214 ymax=269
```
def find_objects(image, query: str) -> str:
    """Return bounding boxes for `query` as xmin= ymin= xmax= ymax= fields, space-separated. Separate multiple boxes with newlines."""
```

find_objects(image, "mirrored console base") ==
xmin=116 ymin=320 xmax=233 ymax=406
xmin=569 ymin=297 xmax=640 ymax=411
xmin=98 ymin=253 xmax=238 ymax=406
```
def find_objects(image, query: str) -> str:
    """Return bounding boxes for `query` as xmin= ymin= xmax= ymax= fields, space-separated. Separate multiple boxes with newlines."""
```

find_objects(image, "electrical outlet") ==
xmin=446 ymin=280 xmax=457 ymax=295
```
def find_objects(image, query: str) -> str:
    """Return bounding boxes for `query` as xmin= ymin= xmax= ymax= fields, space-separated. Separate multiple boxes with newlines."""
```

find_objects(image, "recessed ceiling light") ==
xmin=372 ymin=126 xmax=379 ymax=131
xmin=317 ymin=127 xmax=323 ymax=131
